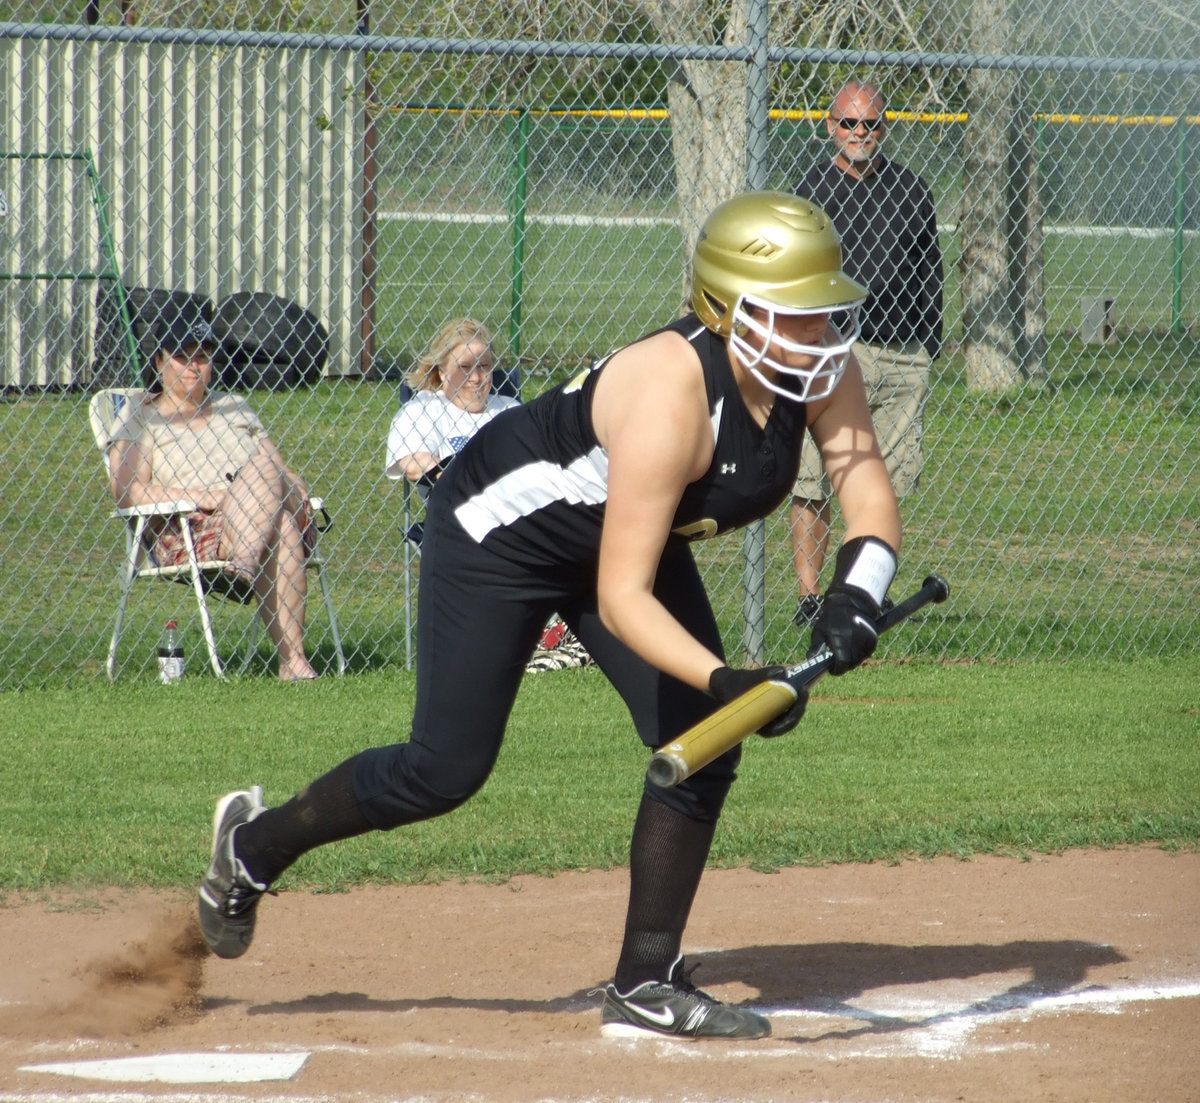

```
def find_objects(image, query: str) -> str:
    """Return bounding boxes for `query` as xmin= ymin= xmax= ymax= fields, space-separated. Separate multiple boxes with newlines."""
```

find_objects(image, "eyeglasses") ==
xmin=445 ymin=359 xmax=494 ymax=378
xmin=835 ymin=116 xmax=884 ymax=132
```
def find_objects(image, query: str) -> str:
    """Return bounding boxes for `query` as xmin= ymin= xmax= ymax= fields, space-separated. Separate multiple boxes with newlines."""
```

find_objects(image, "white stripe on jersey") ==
xmin=710 ymin=397 xmax=724 ymax=444
xmin=453 ymin=397 xmax=724 ymax=544
xmin=455 ymin=446 xmax=611 ymax=542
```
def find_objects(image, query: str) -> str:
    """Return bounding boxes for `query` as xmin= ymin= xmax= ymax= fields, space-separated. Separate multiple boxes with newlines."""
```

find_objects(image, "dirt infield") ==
xmin=1 ymin=847 xmax=1197 ymax=1103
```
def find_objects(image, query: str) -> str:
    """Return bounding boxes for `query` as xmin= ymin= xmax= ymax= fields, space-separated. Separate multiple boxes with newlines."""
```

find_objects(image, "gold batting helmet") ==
xmin=691 ymin=190 xmax=867 ymax=401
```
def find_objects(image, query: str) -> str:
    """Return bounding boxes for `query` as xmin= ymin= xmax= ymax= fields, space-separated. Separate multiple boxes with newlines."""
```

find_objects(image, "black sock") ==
xmin=234 ymin=757 xmax=372 ymax=886
xmin=613 ymin=793 xmax=717 ymax=992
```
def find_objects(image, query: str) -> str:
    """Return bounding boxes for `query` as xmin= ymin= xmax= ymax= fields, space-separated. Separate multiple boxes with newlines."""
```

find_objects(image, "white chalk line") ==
xmin=756 ymin=975 xmax=1200 ymax=1061
xmin=774 ymin=974 xmax=1200 ymax=1021
xmin=380 ymin=210 xmax=670 ymax=228
xmin=0 ymin=1095 xmax=336 ymax=1103
xmin=2 ymin=977 xmax=1197 ymax=1102
xmin=382 ymin=211 xmax=1199 ymax=240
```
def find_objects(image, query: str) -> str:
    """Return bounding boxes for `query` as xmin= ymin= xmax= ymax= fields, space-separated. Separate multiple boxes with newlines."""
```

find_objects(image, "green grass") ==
xmin=1 ymin=327 xmax=1197 ymax=691
xmin=1 ymin=655 xmax=1195 ymax=896
xmin=370 ymin=214 xmax=1199 ymax=367
xmin=0 ymin=189 xmax=1196 ymax=691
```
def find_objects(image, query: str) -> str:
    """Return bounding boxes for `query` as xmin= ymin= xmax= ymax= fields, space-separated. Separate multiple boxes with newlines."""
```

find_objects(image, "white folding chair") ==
xmin=89 ymin=387 xmax=346 ymax=680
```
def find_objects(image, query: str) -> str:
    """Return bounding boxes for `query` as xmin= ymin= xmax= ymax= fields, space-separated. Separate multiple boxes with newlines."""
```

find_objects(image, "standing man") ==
xmin=790 ymin=80 xmax=943 ymax=625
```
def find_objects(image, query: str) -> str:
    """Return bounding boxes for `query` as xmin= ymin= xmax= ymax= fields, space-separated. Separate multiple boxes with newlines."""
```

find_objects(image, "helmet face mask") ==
xmin=691 ymin=190 xmax=867 ymax=402
xmin=730 ymin=295 xmax=862 ymax=402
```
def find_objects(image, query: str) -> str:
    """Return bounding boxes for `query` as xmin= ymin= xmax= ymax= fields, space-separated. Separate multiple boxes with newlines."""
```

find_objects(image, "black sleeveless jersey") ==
xmin=435 ymin=313 xmax=807 ymax=571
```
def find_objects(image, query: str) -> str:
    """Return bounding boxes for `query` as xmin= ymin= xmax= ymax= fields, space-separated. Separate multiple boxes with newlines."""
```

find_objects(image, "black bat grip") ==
xmin=876 ymin=573 xmax=950 ymax=635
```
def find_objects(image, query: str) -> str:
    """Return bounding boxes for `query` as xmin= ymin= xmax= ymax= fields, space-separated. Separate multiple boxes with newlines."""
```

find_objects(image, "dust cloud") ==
xmin=0 ymin=905 xmax=208 ymax=1039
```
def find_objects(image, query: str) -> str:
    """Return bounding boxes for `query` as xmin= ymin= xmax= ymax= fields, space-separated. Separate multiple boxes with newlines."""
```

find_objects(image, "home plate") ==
xmin=20 ymin=1051 xmax=309 ymax=1083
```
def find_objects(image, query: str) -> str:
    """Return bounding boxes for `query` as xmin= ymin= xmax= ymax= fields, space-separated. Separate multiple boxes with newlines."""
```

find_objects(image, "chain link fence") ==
xmin=1 ymin=1 xmax=1197 ymax=689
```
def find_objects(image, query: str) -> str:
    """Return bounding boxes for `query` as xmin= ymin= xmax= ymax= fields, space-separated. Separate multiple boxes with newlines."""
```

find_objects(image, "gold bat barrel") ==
xmin=646 ymin=680 xmax=799 ymax=788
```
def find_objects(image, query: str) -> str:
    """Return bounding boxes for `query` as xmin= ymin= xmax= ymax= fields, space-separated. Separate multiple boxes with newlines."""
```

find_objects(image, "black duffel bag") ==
xmin=215 ymin=291 xmax=328 ymax=390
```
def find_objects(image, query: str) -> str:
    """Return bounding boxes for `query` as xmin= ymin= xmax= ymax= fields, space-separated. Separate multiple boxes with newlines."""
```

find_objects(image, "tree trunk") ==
xmin=1009 ymin=77 xmax=1048 ymax=382
xmin=643 ymin=0 xmax=750 ymax=305
xmin=667 ymin=60 xmax=748 ymax=268
xmin=960 ymin=0 xmax=1020 ymax=393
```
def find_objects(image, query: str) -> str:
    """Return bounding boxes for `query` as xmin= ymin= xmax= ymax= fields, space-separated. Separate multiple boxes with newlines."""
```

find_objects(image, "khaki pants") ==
xmin=793 ymin=339 xmax=931 ymax=500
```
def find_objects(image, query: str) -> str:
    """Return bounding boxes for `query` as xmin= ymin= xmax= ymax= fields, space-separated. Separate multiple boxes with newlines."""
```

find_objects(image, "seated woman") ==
xmin=386 ymin=318 xmax=589 ymax=671
xmin=107 ymin=308 xmax=320 ymax=682
xmin=385 ymin=317 xmax=519 ymax=483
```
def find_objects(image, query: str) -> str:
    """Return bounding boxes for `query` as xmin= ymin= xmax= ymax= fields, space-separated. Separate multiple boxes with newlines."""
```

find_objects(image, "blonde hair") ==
xmin=407 ymin=318 xmax=495 ymax=393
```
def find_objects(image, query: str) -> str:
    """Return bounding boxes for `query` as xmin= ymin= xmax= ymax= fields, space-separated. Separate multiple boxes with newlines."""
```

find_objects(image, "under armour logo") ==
xmin=720 ymin=462 xmax=737 ymax=474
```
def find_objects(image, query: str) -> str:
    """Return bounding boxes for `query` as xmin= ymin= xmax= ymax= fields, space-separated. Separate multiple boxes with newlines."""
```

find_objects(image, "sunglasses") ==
xmin=835 ymin=116 xmax=884 ymax=132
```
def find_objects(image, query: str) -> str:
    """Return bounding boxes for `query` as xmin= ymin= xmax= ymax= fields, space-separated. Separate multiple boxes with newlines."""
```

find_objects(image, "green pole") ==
xmin=84 ymin=149 xmax=142 ymax=383
xmin=1171 ymin=119 xmax=1186 ymax=335
xmin=0 ymin=151 xmax=142 ymax=383
xmin=508 ymin=109 xmax=530 ymax=360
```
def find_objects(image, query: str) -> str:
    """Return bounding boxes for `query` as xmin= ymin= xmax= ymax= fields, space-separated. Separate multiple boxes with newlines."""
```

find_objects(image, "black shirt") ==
xmin=437 ymin=314 xmax=805 ymax=572
xmin=798 ymin=156 xmax=944 ymax=359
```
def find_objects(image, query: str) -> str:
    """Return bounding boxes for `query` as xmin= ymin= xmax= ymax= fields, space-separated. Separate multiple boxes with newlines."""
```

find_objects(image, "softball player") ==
xmin=199 ymin=190 xmax=902 ymax=1040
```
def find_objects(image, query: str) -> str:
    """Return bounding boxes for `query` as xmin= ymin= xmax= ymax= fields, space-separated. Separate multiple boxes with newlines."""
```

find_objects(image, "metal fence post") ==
xmin=740 ymin=0 xmax=770 ymax=665
xmin=357 ymin=0 xmax=378 ymax=377
xmin=1172 ymin=117 xmax=1186 ymax=335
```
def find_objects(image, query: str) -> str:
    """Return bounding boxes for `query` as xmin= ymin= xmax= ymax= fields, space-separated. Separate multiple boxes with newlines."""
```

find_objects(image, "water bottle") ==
xmin=157 ymin=619 xmax=185 ymax=684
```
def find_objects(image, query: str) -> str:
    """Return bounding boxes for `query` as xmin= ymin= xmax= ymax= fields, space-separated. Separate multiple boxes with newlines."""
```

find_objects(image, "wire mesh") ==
xmin=0 ymin=2 xmax=1196 ymax=688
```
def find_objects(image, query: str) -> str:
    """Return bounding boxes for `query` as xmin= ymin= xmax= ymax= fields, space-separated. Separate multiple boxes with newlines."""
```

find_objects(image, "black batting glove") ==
xmin=811 ymin=536 xmax=897 ymax=675
xmin=708 ymin=665 xmax=808 ymax=738
xmin=812 ymin=591 xmax=880 ymax=674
